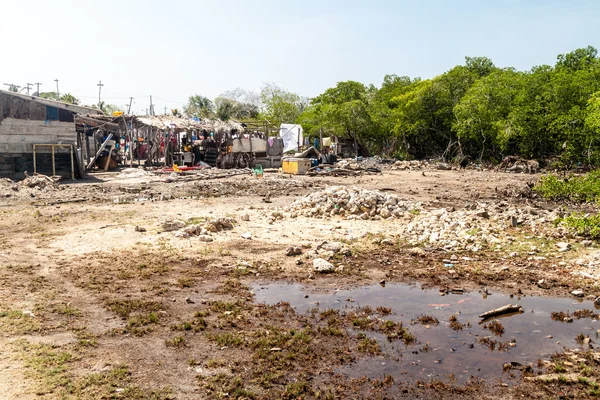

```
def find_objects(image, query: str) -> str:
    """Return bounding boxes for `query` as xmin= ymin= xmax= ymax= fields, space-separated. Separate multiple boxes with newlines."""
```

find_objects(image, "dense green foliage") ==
xmin=297 ymin=46 xmax=600 ymax=165
xmin=561 ymin=214 xmax=600 ymax=240
xmin=533 ymin=171 xmax=600 ymax=202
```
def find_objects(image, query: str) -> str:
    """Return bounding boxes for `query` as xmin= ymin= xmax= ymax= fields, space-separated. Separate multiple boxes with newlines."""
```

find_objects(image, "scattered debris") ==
xmin=479 ymin=304 xmax=523 ymax=320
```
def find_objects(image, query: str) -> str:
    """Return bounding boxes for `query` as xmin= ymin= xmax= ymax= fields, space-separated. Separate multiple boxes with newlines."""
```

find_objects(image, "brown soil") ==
xmin=0 ymin=169 xmax=597 ymax=399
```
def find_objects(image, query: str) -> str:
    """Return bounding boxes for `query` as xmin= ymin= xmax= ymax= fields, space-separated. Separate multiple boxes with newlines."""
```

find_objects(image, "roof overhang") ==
xmin=0 ymin=89 xmax=102 ymax=115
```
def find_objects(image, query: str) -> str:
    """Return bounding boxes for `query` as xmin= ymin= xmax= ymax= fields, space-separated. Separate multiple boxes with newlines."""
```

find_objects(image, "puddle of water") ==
xmin=252 ymin=283 xmax=599 ymax=384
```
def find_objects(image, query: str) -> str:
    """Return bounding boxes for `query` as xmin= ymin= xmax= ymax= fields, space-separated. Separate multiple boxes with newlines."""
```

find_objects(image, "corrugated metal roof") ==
xmin=0 ymin=89 xmax=102 ymax=115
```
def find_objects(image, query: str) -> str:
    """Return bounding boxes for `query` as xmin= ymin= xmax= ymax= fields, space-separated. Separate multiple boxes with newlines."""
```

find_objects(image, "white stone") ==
xmin=313 ymin=258 xmax=335 ymax=273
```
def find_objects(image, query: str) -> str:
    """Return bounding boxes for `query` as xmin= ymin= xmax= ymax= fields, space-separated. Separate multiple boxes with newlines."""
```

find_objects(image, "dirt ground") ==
xmin=1 ymin=168 xmax=599 ymax=399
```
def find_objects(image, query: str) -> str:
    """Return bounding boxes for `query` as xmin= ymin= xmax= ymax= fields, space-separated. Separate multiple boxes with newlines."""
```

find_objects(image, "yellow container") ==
xmin=282 ymin=158 xmax=311 ymax=175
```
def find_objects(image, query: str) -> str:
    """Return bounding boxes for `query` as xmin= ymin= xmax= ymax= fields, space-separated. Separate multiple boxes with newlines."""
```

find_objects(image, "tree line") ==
xmin=190 ymin=46 xmax=600 ymax=167
xmin=295 ymin=46 xmax=600 ymax=167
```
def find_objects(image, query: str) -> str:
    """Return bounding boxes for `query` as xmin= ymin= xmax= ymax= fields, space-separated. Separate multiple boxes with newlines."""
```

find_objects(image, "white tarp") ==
xmin=279 ymin=124 xmax=303 ymax=153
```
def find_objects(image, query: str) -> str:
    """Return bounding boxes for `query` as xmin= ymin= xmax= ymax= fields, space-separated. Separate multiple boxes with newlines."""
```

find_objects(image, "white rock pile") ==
xmin=287 ymin=186 xmax=420 ymax=220
xmin=389 ymin=204 xmax=565 ymax=252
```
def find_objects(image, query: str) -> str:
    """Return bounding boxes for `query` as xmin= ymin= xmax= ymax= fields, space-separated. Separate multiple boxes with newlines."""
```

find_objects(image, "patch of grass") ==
xmin=75 ymin=331 xmax=99 ymax=348
xmin=17 ymin=341 xmax=73 ymax=395
xmin=357 ymin=337 xmax=381 ymax=355
xmin=186 ymin=217 xmax=207 ymax=225
xmin=165 ymin=335 xmax=186 ymax=348
xmin=106 ymin=299 xmax=163 ymax=319
xmin=0 ymin=309 xmax=41 ymax=334
xmin=209 ymin=300 xmax=244 ymax=315
xmin=211 ymin=332 xmax=244 ymax=347
xmin=172 ymin=317 xmax=206 ymax=332
xmin=282 ymin=380 xmax=312 ymax=399
xmin=52 ymin=303 xmax=80 ymax=317
xmin=403 ymin=331 xmax=417 ymax=345
xmin=449 ymin=315 xmax=465 ymax=331
xmin=376 ymin=306 xmax=392 ymax=315
xmin=214 ymin=279 xmax=251 ymax=295
xmin=561 ymin=213 xmax=600 ymax=240
xmin=318 ymin=325 xmax=345 ymax=337
xmin=553 ymin=363 xmax=567 ymax=373
xmin=205 ymin=359 xmax=226 ymax=368
xmin=483 ymin=320 xmax=505 ymax=336
xmin=177 ymin=277 xmax=194 ymax=288
xmin=534 ymin=171 xmax=600 ymax=203
xmin=352 ymin=317 xmax=373 ymax=330
xmin=581 ymin=366 xmax=594 ymax=377
xmin=125 ymin=312 xmax=160 ymax=336
xmin=573 ymin=309 xmax=600 ymax=319
xmin=551 ymin=311 xmax=572 ymax=322
xmin=416 ymin=315 xmax=439 ymax=325
xmin=576 ymin=333 xmax=588 ymax=345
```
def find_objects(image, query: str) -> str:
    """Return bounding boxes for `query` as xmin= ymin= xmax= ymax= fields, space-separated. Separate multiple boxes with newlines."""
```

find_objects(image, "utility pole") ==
xmin=54 ymin=79 xmax=59 ymax=98
xmin=34 ymin=82 xmax=42 ymax=96
xmin=97 ymin=80 xmax=104 ymax=108
xmin=149 ymin=95 xmax=155 ymax=116
xmin=3 ymin=83 xmax=21 ymax=92
xmin=25 ymin=83 xmax=33 ymax=95
xmin=164 ymin=106 xmax=167 ymax=115
xmin=127 ymin=97 xmax=134 ymax=115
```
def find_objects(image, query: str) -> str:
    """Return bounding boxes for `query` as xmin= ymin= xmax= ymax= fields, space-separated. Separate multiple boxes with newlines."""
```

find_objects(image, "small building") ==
xmin=0 ymin=90 xmax=101 ymax=179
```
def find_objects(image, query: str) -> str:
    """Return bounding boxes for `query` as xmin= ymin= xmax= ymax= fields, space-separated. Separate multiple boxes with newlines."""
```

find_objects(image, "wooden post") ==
xmin=33 ymin=144 xmax=37 ymax=174
xmin=136 ymin=128 xmax=141 ymax=167
xmin=70 ymin=145 xmax=75 ymax=180
xmin=51 ymin=145 xmax=56 ymax=177
xmin=320 ymin=128 xmax=323 ymax=151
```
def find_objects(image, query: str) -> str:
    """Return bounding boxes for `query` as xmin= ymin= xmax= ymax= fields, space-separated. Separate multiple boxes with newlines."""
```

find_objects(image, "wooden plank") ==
xmin=75 ymin=115 xmax=120 ymax=131
xmin=86 ymin=133 xmax=113 ymax=170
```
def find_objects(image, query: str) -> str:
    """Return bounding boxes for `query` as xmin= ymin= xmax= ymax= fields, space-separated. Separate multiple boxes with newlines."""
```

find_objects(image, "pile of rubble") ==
xmin=21 ymin=174 xmax=61 ymax=190
xmin=163 ymin=217 xmax=236 ymax=241
xmin=0 ymin=174 xmax=62 ymax=200
xmin=377 ymin=202 xmax=565 ymax=252
xmin=335 ymin=158 xmax=382 ymax=171
xmin=389 ymin=160 xmax=430 ymax=171
xmin=497 ymin=156 xmax=540 ymax=174
xmin=287 ymin=186 xmax=421 ymax=220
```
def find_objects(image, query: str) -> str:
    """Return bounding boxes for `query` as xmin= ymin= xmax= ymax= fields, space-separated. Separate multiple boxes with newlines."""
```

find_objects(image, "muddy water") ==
xmin=252 ymin=283 xmax=599 ymax=384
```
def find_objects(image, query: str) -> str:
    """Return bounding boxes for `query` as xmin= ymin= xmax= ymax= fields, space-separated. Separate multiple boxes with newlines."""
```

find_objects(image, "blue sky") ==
xmin=1 ymin=0 xmax=598 ymax=114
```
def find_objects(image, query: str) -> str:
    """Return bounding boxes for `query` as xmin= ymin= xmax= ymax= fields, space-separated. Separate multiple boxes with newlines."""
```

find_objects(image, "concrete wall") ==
xmin=0 ymin=118 xmax=76 ymax=154
xmin=0 ymin=118 xmax=77 ymax=179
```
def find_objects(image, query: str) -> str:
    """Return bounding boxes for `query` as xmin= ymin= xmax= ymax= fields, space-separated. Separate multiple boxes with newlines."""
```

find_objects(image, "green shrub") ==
xmin=533 ymin=171 xmax=600 ymax=202
xmin=561 ymin=214 xmax=600 ymax=239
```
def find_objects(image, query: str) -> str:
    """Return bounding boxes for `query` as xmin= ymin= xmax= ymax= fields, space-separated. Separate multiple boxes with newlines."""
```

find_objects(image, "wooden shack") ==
xmin=0 ymin=90 xmax=101 ymax=179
